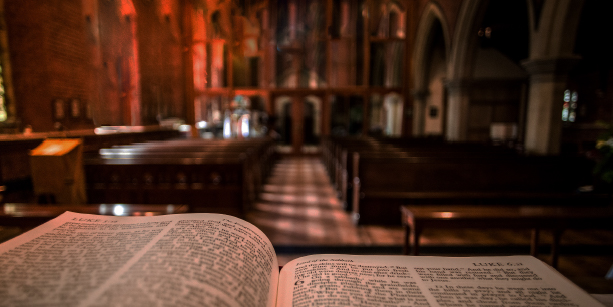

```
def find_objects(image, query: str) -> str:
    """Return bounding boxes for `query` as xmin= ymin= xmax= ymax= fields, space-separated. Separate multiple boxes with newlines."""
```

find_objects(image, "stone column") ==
xmin=521 ymin=57 xmax=580 ymax=155
xmin=411 ymin=89 xmax=428 ymax=136
xmin=445 ymin=79 xmax=471 ymax=141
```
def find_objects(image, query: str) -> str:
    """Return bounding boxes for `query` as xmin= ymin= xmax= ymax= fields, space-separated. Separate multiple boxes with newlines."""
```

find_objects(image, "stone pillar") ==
xmin=445 ymin=79 xmax=471 ymax=141
xmin=411 ymin=89 xmax=428 ymax=136
xmin=521 ymin=57 xmax=580 ymax=155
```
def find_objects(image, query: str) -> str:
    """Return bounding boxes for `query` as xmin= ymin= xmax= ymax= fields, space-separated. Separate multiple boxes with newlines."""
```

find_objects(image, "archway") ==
xmin=446 ymin=0 xmax=529 ymax=142
xmin=412 ymin=3 xmax=450 ymax=136
xmin=422 ymin=21 xmax=446 ymax=136
xmin=521 ymin=0 xmax=585 ymax=154
xmin=304 ymin=95 xmax=322 ymax=146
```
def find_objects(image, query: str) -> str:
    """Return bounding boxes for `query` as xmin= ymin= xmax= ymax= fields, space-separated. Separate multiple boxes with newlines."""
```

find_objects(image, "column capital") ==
xmin=411 ymin=89 xmax=430 ymax=101
xmin=521 ymin=56 xmax=581 ymax=75
xmin=444 ymin=79 xmax=472 ymax=94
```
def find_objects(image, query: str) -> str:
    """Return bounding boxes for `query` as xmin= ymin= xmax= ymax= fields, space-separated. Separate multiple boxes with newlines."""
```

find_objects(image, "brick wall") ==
xmin=133 ymin=0 xmax=184 ymax=124
xmin=5 ymin=0 xmax=95 ymax=131
xmin=4 ymin=0 xmax=186 ymax=131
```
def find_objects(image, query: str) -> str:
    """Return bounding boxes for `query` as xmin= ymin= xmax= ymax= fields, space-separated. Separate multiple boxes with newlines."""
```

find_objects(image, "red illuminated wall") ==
xmin=3 ymin=0 xmax=186 ymax=131
xmin=97 ymin=0 xmax=138 ymax=126
xmin=4 ymin=0 xmax=95 ymax=131
xmin=133 ymin=0 xmax=185 ymax=124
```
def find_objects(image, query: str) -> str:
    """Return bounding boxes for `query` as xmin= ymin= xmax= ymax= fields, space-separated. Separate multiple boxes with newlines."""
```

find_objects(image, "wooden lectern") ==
xmin=29 ymin=139 xmax=86 ymax=204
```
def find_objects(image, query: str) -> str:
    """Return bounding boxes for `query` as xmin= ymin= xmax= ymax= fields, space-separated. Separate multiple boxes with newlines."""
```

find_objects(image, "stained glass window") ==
xmin=562 ymin=89 xmax=578 ymax=122
xmin=0 ymin=65 xmax=6 ymax=122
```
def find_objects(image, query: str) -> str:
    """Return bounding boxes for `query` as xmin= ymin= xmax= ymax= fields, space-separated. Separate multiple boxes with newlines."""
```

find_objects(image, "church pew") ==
xmin=109 ymin=137 xmax=276 ymax=193
xmin=336 ymin=149 xmax=407 ymax=210
xmin=1 ymin=203 xmax=189 ymax=229
xmin=84 ymin=156 xmax=248 ymax=217
xmin=323 ymin=136 xmax=520 ymax=211
xmin=351 ymin=154 xmax=605 ymax=225
xmin=84 ymin=138 xmax=276 ymax=217
xmin=321 ymin=136 xmax=398 ymax=202
xmin=0 ymin=127 xmax=182 ymax=202
xmin=338 ymin=146 xmax=519 ymax=213
xmin=93 ymin=151 xmax=261 ymax=204
xmin=105 ymin=137 xmax=277 ymax=184
xmin=322 ymin=136 xmax=502 ymax=187
xmin=400 ymin=205 xmax=613 ymax=268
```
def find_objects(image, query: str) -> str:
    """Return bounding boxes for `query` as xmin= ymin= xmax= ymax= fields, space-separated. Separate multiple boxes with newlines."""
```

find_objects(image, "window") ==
xmin=562 ymin=89 xmax=578 ymax=122
xmin=0 ymin=65 xmax=6 ymax=122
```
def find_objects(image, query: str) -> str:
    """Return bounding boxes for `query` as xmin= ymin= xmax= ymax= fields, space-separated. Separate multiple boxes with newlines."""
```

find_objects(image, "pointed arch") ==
xmin=447 ymin=0 xmax=485 ymax=80
xmin=412 ymin=2 xmax=450 ymax=136
xmin=412 ymin=2 xmax=450 ymax=91
xmin=529 ymin=0 xmax=585 ymax=58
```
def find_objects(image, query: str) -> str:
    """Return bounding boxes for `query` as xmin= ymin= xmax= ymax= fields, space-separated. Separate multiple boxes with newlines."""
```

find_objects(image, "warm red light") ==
xmin=436 ymin=212 xmax=454 ymax=218
xmin=119 ymin=0 xmax=136 ymax=16
xmin=193 ymin=43 xmax=206 ymax=91
xmin=193 ymin=9 xmax=206 ymax=41
xmin=160 ymin=0 xmax=172 ymax=17
xmin=211 ymin=41 xmax=224 ymax=87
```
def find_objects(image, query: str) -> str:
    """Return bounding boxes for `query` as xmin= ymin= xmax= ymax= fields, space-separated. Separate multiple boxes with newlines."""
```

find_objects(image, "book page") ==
xmin=276 ymin=254 xmax=603 ymax=307
xmin=0 ymin=211 xmax=279 ymax=307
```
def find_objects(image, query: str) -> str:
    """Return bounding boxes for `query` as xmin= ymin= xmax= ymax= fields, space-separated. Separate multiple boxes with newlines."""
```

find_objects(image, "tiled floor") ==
xmin=247 ymin=156 xmax=613 ymax=294
xmin=248 ymin=157 xmax=366 ymax=246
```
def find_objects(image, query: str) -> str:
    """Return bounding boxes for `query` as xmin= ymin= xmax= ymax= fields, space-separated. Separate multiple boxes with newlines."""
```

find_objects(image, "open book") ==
xmin=0 ymin=212 xmax=604 ymax=306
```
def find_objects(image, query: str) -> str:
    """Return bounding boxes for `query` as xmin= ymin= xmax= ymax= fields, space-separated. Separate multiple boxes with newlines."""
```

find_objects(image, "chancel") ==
xmin=1 ymin=0 xmax=613 ymax=303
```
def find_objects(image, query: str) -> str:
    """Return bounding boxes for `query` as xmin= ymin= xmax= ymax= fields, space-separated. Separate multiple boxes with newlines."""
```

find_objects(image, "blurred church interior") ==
xmin=1 ymin=0 xmax=613 ymax=294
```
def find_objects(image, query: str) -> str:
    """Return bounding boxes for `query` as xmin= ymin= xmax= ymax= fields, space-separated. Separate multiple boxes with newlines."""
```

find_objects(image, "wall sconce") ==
xmin=71 ymin=99 xmax=81 ymax=118
xmin=52 ymin=99 xmax=65 ymax=120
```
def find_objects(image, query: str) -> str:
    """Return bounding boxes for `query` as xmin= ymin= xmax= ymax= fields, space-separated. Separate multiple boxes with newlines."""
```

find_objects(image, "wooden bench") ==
xmin=0 ymin=127 xmax=181 ymax=202
xmin=101 ymin=138 xmax=277 ymax=191
xmin=401 ymin=205 xmax=613 ymax=268
xmin=322 ymin=136 xmax=519 ymax=211
xmin=85 ymin=157 xmax=247 ymax=215
xmin=352 ymin=154 xmax=602 ymax=225
xmin=84 ymin=138 xmax=276 ymax=218
xmin=95 ymin=150 xmax=258 ymax=200
xmin=322 ymin=136 xmax=384 ymax=194
xmin=323 ymin=136 xmax=448 ymax=209
xmin=1 ymin=203 xmax=188 ymax=229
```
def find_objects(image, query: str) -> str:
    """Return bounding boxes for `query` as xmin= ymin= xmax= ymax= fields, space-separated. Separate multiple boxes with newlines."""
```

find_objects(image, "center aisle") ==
xmin=245 ymin=156 xmax=404 ymax=265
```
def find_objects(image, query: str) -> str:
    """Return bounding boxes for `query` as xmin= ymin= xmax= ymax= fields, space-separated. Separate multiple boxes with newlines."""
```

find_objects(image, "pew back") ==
xmin=84 ymin=137 xmax=276 ymax=218
xmin=352 ymin=153 xmax=601 ymax=225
